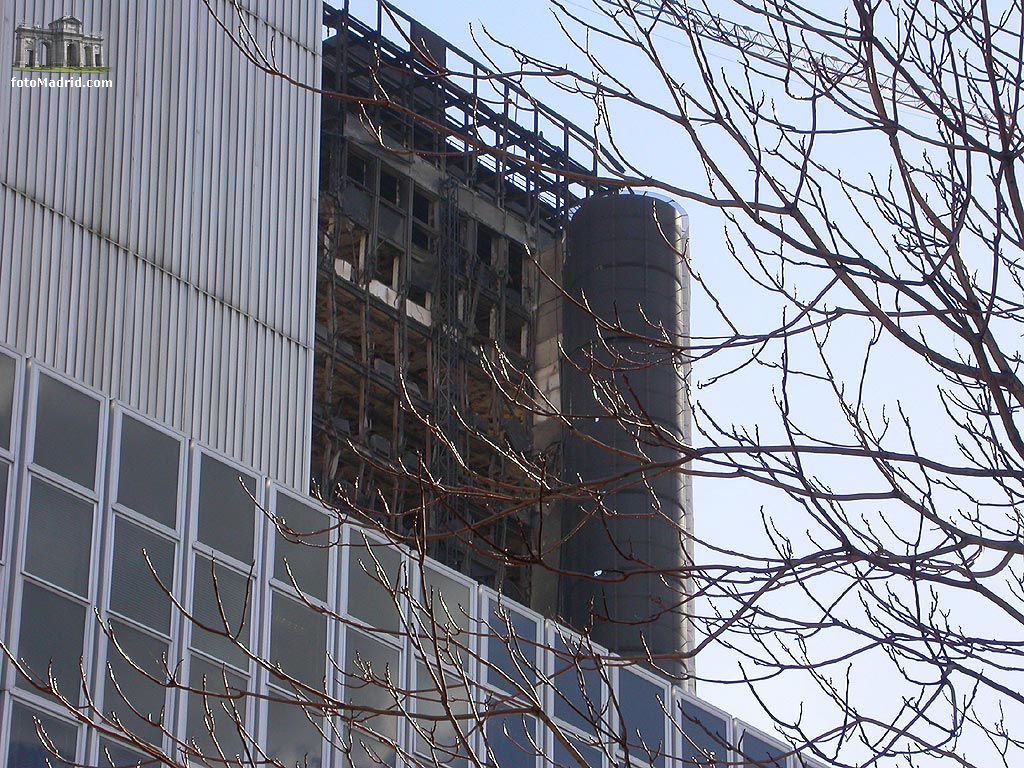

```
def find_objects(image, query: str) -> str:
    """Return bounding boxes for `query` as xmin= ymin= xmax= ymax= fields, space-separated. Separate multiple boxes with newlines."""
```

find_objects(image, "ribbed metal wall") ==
xmin=0 ymin=0 xmax=321 ymax=487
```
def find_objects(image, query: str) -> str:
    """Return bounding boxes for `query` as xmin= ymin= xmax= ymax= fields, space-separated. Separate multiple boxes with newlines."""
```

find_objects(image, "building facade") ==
xmin=13 ymin=16 xmax=105 ymax=70
xmin=0 ymin=1 xmax=820 ymax=766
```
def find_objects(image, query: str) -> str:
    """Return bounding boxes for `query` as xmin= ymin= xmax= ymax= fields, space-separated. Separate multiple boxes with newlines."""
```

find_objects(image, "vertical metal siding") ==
xmin=0 ymin=0 xmax=321 ymax=488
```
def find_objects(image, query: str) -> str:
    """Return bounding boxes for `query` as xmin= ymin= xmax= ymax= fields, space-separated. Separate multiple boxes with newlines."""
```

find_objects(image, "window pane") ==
xmin=197 ymin=454 xmax=256 ymax=563
xmin=486 ymin=603 xmax=537 ymax=694
xmin=618 ymin=670 xmax=666 ymax=768
xmin=105 ymin=620 xmax=170 ymax=745
xmin=191 ymin=555 xmax=252 ymax=670
xmin=186 ymin=656 xmax=249 ymax=760
xmin=345 ymin=630 xmax=400 ymax=768
xmin=7 ymin=702 xmax=76 ymax=768
xmin=117 ymin=417 xmax=179 ymax=528
xmin=678 ymin=699 xmax=729 ymax=766
xmin=346 ymin=535 xmax=402 ymax=632
xmin=552 ymin=635 xmax=602 ymax=734
xmin=25 ymin=478 xmax=93 ymax=596
xmin=738 ymin=731 xmax=786 ymax=768
xmin=34 ymin=374 xmax=99 ymax=489
xmin=0 ymin=353 xmax=14 ymax=451
xmin=98 ymin=740 xmax=147 ymax=768
xmin=485 ymin=712 xmax=537 ymax=768
xmin=17 ymin=581 xmax=87 ymax=697
xmin=275 ymin=494 xmax=330 ymax=601
xmin=110 ymin=517 xmax=174 ymax=634
xmin=419 ymin=567 xmax=471 ymax=665
xmin=551 ymin=737 xmax=602 ymax=768
xmin=0 ymin=460 xmax=9 ymax=556
xmin=270 ymin=592 xmax=327 ymax=689
xmin=413 ymin=662 xmax=471 ymax=767
xmin=266 ymin=699 xmax=325 ymax=768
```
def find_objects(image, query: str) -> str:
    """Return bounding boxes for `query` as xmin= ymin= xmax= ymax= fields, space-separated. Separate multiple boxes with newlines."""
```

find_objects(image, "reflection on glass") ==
xmin=346 ymin=630 xmax=400 ymax=768
xmin=34 ymin=374 xmax=99 ymax=489
xmin=7 ymin=702 xmax=76 ymax=768
xmin=25 ymin=478 xmax=92 ymax=596
xmin=678 ymin=699 xmax=730 ymax=766
xmin=738 ymin=731 xmax=787 ymax=768
xmin=185 ymin=656 xmax=249 ymax=759
xmin=486 ymin=602 xmax=537 ymax=694
xmin=0 ymin=353 xmax=14 ymax=451
xmin=110 ymin=517 xmax=174 ymax=634
xmin=413 ymin=662 xmax=471 ymax=768
xmin=197 ymin=454 xmax=256 ymax=563
xmin=105 ymin=620 xmax=169 ymax=745
xmin=275 ymin=493 xmax=330 ymax=602
xmin=552 ymin=634 xmax=602 ymax=734
xmin=191 ymin=555 xmax=251 ymax=670
xmin=270 ymin=592 xmax=327 ymax=689
xmin=266 ymin=699 xmax=325 ymax=768
xmin=618 ymin=669 xmax=666 ymax=768
xmin=117 ymin=416 xmax=180 ymax=528
xmin=17 ymin=582 xmax=86 ymax=698
xmin=346 ymin=535 xmax=403 ymax=632
xmin=485 ymin=712 xmax=537 ymax=768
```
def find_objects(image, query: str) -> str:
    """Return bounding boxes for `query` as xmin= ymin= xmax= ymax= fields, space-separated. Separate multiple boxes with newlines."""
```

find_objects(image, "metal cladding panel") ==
xmin=562 ymin=194 xmax=692 ymax=669
xmin=0 ymin=0 xmax=321 ymax=487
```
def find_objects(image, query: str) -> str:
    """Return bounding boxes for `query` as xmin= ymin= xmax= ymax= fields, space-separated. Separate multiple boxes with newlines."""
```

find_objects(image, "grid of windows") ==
xmin=0 ymin=351 xmax=825 ymax=768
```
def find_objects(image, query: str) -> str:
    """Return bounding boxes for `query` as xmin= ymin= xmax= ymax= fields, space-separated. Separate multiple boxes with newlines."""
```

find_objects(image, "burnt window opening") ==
xmin=476 ymin=225 xmax=497 ymax=265
xmin=412 ymin=189 xmax=435 ymax=226
xmin=505 ymin=313 xmax=526 ymax=356
xmin=346 ymin=150 xmax=372 ymax=189
xmin=412 ymin=225 xmax=435 ymax=252
xmin=408 ymin=284 xmax=430 ymax=309
xmin=507 ymin=241 xmax=526 ymax=293
xmin=380 ymin=168 xmax=404 ymax=208
xmin=474 ymin=300 xmax=494 ymax=339
xmin=374 ymin=242 xmax=402 ymax=289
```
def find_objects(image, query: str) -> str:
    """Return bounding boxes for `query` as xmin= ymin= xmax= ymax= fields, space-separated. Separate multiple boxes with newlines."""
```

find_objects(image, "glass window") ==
xmin=738 ymin=731 xmax=786 ymax=768
xmin=197 ymin=454 xmax=256 ymax=563
xmin=413 ymin=662 xmax=471 ymax=768
xmin=345 ymin=631 xmax=401 ymax=768
xmin=7 ymin=702 xmax=76 ymax=768
xmin=678 ymin=699 xmax=729 ymax=766
xmin=419 ymin=567 xmax=471 ymax=664
xmin=97 ymin=740 xmax=147 ymax=768
xmin=105 ymin=620 xmax=170 ymax=745
xmin=0 ymin=459 xmax=9 ymax=556
xmin=191 ymin=555 xmax=252 ymax=670
xmin=110 ymin=517 xmax=175 ymax=634
xmin=551 ymin=736 xmax=602 ymax=768
xmin=346 ymin=534 xmax=403 ymax=632
xmin=117 ymin=416 xmax=180 ymax=528
xmin=485 ymin=712 xmax=537 ymax=768
xmin=486 ymin=603 xmax=537 ymax=694
xmin=17 ymin=581 xmax=87 ymax=697
xmin=0 ymin=352 xmax=15 ymax=451
xmin=25 ymin=478 xmax=93 ymax=596
xmin=618 ymin=669 xmax=666 ymax=768
xmin=33 ymin=374 xmax=99 ymax=489
xmin=270 ymin=592 xmax=328 ymax=689
xmin=552 ymin=635 xmax=602 ymax=734
xmin=186 ymin=655 xmax=249 ymax=760
xmin=266 ymin=699 xmax=325 ymax=768
xmin=275 ymin=494 xmax=330 ymax=602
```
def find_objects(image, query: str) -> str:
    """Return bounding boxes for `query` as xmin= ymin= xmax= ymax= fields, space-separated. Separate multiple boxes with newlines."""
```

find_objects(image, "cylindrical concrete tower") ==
xmin=561 ymin=193 xmax=691 ymax=673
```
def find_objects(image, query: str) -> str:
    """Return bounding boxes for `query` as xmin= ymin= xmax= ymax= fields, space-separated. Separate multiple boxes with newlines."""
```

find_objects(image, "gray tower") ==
xmin=561 ymin=193 xmax=692 ymax=674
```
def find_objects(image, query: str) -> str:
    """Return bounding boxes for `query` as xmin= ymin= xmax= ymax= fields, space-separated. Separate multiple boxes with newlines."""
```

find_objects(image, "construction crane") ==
xmin=633 ymin=0 xmax=997 ymax=128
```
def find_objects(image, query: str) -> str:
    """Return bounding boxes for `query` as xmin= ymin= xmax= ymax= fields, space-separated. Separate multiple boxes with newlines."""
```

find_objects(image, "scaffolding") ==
xmin=312 ymin=2 xmax=610 ymax=599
